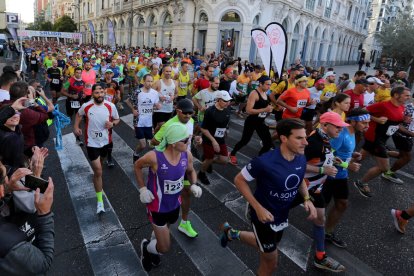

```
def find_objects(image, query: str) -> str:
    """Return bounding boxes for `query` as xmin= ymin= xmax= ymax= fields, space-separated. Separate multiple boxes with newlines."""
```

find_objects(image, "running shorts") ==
xmin=393 ymin=134 xmax=413 ymax=152
xmin=135 ymin=127 xmax=153 ymax=140
xmin=362 ymin=139 xmax=388 ymax=158
xmin=322 ymin=178 xmax=349 ymax=205
xmin=147 ymin=206 xmax=180 ymax=227
xmin=202 ymin=143 xmax=228 ymax=159
xmin=86 ymin=143 xmax=113 ymax=161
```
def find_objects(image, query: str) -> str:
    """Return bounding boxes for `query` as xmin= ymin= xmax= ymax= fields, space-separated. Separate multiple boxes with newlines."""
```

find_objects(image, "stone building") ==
xmin=80 ymin=0 xmax=371 ymax=67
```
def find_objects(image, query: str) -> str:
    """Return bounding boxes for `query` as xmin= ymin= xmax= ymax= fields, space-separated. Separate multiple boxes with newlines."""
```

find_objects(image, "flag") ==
xmin=265 ymin=22 xmax=288 ymax=78
xmin=251 ymin=28 xmax=271 ymax=76
xmin=88 ymin=20 xmax=95 ymax=42
xmin=107 ymin=19 xmax=116 ymax=49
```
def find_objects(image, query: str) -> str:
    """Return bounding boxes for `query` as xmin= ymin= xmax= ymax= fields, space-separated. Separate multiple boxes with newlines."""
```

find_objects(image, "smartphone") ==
xmin=24 ymin=99 xmax=35 ymax=107
xmin=25 ymin=175 xmax=49 ymax=193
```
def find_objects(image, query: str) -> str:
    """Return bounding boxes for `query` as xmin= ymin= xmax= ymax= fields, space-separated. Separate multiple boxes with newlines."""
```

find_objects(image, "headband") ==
xmin=346 ymin=114 xmax=371 ymax=121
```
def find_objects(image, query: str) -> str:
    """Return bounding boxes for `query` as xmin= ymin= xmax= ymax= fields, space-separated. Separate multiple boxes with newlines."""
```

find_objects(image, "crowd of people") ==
xmin=0 ymin=39 xmax=413 ymax=275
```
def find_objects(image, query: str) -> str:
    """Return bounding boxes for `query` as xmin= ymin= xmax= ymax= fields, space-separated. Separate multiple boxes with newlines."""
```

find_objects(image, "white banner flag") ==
xmin=265 ymin=22 xmax=288 ymax=78
xmin=251 ymin=28 xmax=271 ymax=76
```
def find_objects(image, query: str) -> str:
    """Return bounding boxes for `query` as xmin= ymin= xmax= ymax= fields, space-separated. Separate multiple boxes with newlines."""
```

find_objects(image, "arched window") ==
xmin=199 ymin=12 xmax=208 ymax=23
xmin=164 ymin=13 xmax=172 ymax=25
xmin=221 ymin=11 xmax=241 ymax=22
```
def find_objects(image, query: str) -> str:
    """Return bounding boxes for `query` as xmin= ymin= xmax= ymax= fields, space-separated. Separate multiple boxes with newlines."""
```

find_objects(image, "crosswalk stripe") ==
xmin=111 ymin=131 xmax=254 ymax=275
xmin=58 ymin=133 xmax=146 ymax=276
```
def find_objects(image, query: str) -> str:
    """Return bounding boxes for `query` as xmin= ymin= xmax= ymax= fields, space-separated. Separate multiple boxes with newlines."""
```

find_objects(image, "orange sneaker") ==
xmin=391 ymin=209 xmax=408 ymax=234
xmin=229 ymin=154 xmax=238 ymax=166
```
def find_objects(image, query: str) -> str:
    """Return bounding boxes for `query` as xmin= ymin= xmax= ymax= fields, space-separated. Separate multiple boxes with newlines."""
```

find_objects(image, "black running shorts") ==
xmin=147 ymin=207 xmax=180 ymax=227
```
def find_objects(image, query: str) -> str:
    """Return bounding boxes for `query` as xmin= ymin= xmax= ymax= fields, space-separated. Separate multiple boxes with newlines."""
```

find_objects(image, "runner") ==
xmin=354 ymin=86 xmax=410 ymax=197
xmin=234 ymin=68 xmax=251 ymax=118
xmin=219 ymin=118 xmax=316 ymax=275
xmin=81 ymin=60 xmax=97 ymax=102
xmin=290 ymin=111 xmax=347 ymax=272
xmin=46 ymin=60 xmax=64 ymax=103
xmin=323 ymin=109 xmax=370 ymax=248
xmin=136 ymin=123 xmax=199 ymax=272
xmin=28 ymin=51 xmax=40 ymax=79
xmin=125 ymin=74 xmax=160 ymax=163
xmin=320 ymin=71 xmax=337 ymax=102
xmin=73 ymin=84 xmax=120 ymax=214
xmin=192 ymin=77 xmax=219 ymax=125
xmin=391 ymin=204 xmax=414 ymax=234
xmin=198 ymin=91 xmax=232 ymax=185
xmin=152 ymin=65 xmax=176 ymax=131
xmin=229 ymin=76 xmax=273 ymax=165
xmin=151 ymin=99 xmax=203 ymax=238
xmin=301 ymin=78 xmax=325 ymax=135
xmin=175 ymin=61 xmax=192 ymax=102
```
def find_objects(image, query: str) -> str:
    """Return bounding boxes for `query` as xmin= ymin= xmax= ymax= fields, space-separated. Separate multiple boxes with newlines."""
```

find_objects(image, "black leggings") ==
xmin=231 ymin=117 xmax=273 ymax=156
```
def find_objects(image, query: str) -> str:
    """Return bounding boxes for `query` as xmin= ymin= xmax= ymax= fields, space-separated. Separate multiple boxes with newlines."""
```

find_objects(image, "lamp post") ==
xmin=129 ymin=0 xmax=134 ymax=47
xmin=72 ymin=0 xmax=80 ymax=32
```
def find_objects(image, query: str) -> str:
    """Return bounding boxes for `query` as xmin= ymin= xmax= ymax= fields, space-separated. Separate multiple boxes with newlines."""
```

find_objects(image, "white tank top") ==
xmin=155 ymin=79 xmax=175 ymax=113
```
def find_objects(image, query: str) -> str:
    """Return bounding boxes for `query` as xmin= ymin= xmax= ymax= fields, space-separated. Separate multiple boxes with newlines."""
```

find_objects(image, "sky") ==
xmin=6 ymin=0 xmax=35 ymax=23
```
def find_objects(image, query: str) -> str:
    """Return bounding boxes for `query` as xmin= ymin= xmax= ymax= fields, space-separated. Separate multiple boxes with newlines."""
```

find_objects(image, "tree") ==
xmin=40 ymin=21 xmax=54 ymax=31
xmin=377 ymin=2 xmax=414 ymax=82
xmin=53 ymin=15 xmax=77 ymax=33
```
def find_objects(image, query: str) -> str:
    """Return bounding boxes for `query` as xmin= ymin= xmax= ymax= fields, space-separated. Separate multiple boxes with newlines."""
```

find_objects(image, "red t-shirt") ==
xmin=279 ymin=87 xmax=310 ymax=118
xmin=345 ymin=90 xmax=364 ymax=110
xmin=194 ymin=78 xmax=210 ymax=93
xmin=364 ymin=100 xmax=404 ymax=142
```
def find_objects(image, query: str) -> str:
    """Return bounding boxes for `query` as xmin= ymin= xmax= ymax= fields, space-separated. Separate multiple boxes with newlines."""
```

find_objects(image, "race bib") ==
xmin=130 ymin=65 xmax=136 ymax=70
xmin=354 ymin=101 xmax=360 ymax=108
xmin=104 ymin=94 xmax=114 ymax=102
xmin=258 ymin=112 xmax=267 ymax=118
xmin=323 ymin=151 xmax=334 ymax=167
xmin=140 ymin=106 xmax=153 ymax=115
xmin=92 ymin=130 xmax=108 ymax=143
xmin=164 ymin=177 xmax=184 ymax=195
xmin=269 ymin=220 xmax=288 ymax=232
xmin=324 ymin=92 xmax=335 ymax=99
xmin=297 ymin=99 xmax=307 ymax=108
xmin=179 ymin=82 xmax=188 ymax=89
xmin=214 ymin=127 xmax=226 ymax=138
xmin=52 ymin=79 xmax=60 ymax=84
xmin=386 ymin=125 xmax=399 ymax=136
xmin=31 ymin=60 xmax=37 ymax=64
xmin=70 ymin=101 xmax=80 ymax=108
xmin=85 ymin=83 xmax=92 ymax=89
xmin=237 ymin=83 xmax=248 ymax=94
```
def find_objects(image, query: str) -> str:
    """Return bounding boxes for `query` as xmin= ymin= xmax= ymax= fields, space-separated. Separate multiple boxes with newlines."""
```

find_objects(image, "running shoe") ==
xmin=106 ymin=160 xmax=115 ymax=168
xmin=220 ymin=222 xmax=232 ymax=248
xmin=76 ymin=137 xmax=84 ymax=146
xmin=96 ymin=202 xmax=105 ymax=214
xmin=178 ymin=220 xmax=198 ymax=238
xmin=381 ymin=172 xmax=404 ymax=184
xmin=314 ymin=254 xmax=346 ymax=272
xmin=325 ymin=232 xmax=347 ymax=248
xmin=198 ymin=171 xmax=210 ymax=185
xmin=391 ymin=209 xmax=408 ymax=234
xmin=140 ymin=239 xmax=152 ymax=272
xmin=353 ymin=180 xmax=372 ymax=198
xmin=229 ymin=154 xmax=238 ymax=166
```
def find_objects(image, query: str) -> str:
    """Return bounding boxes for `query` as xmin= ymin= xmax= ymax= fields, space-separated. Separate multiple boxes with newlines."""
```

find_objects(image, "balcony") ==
xmin=100 ymin=7 xmax=113 ymax=16
xmin=88 ymin=13 xmax=94 ymax=19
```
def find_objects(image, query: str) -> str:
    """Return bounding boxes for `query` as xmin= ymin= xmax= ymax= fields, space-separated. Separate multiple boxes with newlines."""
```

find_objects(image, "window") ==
xmin=318 ymin=0 xmax=323 ymax=6
xmin=335 ymin=2 xmax=340 ymax=14
xmin=102 ymin=0 xmax=104 ymax=9
xmin=376 ymin=21 xmax=382 ymax=31
xmin=379 ymin=8 xmax=384 ymax=17
xmin=306 ymin=0 xmax=316 ymax=10
xmin=221 ymin=11 xmax=241 ymax=22
xmin=347 ymin=5 xmax=353 ymax=21
xmin=325 ymin=0 xmax=333 ymax=18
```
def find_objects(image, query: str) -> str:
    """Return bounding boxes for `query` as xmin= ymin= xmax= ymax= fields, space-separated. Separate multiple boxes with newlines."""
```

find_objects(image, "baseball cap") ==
xmin=105 ymin=69 xmax=114 ymax=74
xmin=320 ymin=112 xmax=349 ymax=127
xmin=355 ymin=79 xmax=369 ymax=85
xmin=176 ymin=99 xmax=194 ymax=113
xmin=215 ymin=90 xmax=232 ymax=101
xmin=166 ymin=52 xmax=171 ymax=55
xmin=314 ymin=79 xmax=326 ymax=85
xmin=367 ymin=77 xmax=384 ymax=85
xmin=324 ymin=71 xmax=336 ymax=78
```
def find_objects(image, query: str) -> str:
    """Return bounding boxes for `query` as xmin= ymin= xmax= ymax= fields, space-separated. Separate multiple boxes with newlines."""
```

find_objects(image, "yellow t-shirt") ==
xmin=177 ymin=71 xmax=190 ymax=97
xmin=65 ymin=65 xmax=75 ymax=77
xmin=375 ymin=87 xmax=391 ymax=102
xmin=127 ymin=61 xmax=138 ymax=77
xmin=307 ymin=78 xmax=315 ymax=88
xmin=273 ymin=80 xmax=295 ymax=95
xmin=321 ymin=83 xmax=338 ymax=101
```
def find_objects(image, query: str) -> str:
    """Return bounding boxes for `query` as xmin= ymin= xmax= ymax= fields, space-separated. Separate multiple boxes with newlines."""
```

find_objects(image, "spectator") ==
xmin=0 ymin=72 xmax=18 ymax=103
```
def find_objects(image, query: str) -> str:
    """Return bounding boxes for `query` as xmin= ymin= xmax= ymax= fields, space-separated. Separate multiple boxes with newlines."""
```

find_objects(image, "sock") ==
xmin=401 ymin=210 xmax=412 ymax=220
xmin=386 ymin=169 xmax=393 ymax=175
xmin=228 ymin=229 xmax=241 ymax=240
xmin=147 ymin=239 xmax=160 ymax=255
xmin=315 ymin=250 xmax=325 ymax=260
xmin=150 ymin=231 xmax=156 ymax=240
xmin=96 ymin=191 xmax=103 ymax=203
xmin=313 ymin=225 xmax=325 ymax=252
xmin=181 ymin=219 xmax=187 ymax=224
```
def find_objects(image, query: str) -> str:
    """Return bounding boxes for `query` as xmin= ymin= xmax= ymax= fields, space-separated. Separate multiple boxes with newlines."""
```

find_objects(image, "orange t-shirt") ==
xmin=279 ymin=87 xmax=310 ymax=118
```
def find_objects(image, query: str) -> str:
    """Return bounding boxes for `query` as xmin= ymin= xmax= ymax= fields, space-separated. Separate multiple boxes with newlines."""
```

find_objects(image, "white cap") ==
xmin=324 ymin=71 xmax=336 ymax=78
xmin=215 ymin=90 xmax=232 ymax=101
xmin=166 ymin=52 xmax=171 ymax=55
xmin=367 ymin=77 xmax=384 ymax=85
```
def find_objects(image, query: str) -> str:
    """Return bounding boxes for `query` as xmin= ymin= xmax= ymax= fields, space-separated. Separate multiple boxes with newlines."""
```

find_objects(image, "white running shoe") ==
xmin=97 ymin=202 xmax=105 ymax=214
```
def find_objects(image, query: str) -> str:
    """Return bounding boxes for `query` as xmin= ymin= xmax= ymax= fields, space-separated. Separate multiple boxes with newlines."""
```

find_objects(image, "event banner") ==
xmin=17 ymin=30 xmax=82 ymax=40
xmin=251 ymin=28 xmax=271 ymax=76
xmin=265 ymin=22 xmax=288 ymax=78
xmin=88 ymin=20 xmax=95 ymax=42
xmin=107 ymin=19 xmax=116 ymax=49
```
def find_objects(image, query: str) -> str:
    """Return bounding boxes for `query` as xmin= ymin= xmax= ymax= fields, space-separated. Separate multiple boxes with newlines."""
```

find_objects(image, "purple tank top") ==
xmin=147 ymin=150 xmax=188 ymax=213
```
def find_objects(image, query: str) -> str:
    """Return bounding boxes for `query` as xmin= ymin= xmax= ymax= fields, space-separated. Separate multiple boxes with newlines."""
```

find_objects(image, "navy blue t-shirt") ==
xmin=242 ymin=148 xmax=306 ymax=227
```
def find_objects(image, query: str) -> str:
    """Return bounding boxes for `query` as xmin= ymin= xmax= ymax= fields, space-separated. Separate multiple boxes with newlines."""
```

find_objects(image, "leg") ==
xmin=325 ymin=199 xmax=348 ymax=233
xmin=258 ymin=251 xmax=278 ymax=276
xmin=150 ymin=224 xmax=171 ymax=254
xmin=90 ymin=158 xmax=103 ymax=193
xmin=230 ymin=118 xmax=255 ymax=156
xmin=361 ymin=156 xmax=389 ymax=183
xmin=256 ymin=123 xmax=273 ymax=155
xmin=390 ymin=150 xmax=411 ymax=172
xmin=178 ymin=183 xmax=198 ymax=238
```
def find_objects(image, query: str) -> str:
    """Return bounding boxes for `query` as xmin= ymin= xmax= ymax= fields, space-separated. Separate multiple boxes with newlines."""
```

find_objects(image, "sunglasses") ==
xmin=326 ymin=123 xmax=343 ymax=130
xmin=220 ymin=99 xmax=230 ymax=102
xmin=179 ymin=137 xmax=190 ymax=144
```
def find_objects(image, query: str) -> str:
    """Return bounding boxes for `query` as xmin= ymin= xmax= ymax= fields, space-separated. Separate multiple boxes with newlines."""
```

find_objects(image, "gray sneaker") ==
xmin=381 ymin=172 xmax=404 ymax=184
xmin=314 ymin=254 xmax=346 ymax=272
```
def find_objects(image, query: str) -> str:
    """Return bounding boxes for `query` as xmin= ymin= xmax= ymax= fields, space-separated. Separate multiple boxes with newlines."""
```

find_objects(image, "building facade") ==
xmin=80 ymin=0 xmax=371 ymax=67
xmin=364 ymin=0 xmax=411 ymax=64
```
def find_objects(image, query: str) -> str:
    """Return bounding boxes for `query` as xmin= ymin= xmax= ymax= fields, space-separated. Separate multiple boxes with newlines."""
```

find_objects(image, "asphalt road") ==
xmin=39 ymin=97 xmax=414 ymax=276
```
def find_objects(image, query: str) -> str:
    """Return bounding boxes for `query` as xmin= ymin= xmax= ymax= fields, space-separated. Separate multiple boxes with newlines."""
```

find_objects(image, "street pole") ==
xmin=78 ymin=0 xmax=80 ymax=33
xmin=129 ymin=0 xmax=134 ymax=47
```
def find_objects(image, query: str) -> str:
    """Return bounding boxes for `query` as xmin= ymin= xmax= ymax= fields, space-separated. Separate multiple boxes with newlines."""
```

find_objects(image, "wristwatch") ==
xmin=303 ymin=195 xmax=311 ymax=202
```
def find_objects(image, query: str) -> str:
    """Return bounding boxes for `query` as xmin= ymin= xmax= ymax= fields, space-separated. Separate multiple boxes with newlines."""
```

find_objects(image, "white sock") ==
xmin=150 ymin=231 xmax=156 ymax=240
xmin=147 ymin=239 xmax=160 ymax=255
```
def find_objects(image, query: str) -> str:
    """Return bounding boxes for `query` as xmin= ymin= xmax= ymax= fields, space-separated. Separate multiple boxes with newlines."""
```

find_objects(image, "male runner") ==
xmin=152 ymin=65 xmax=176 ymax=130
xmin=192 ymin=77 xmax=220 ymax=124
xmin=175 ymin=61 xmax=192 ymax=102
xmin=151 ymin=99 xmax=203 ymax=238
xmin=81 ymin=61 xmax=96 ymax=101
xmin=220 ymin=118 xmax=316 ymax=275
xmin=354 ymin=86 xmax=410 ymax=197
xmin=46 ymin=60 xmax=64 ymax=103
xmin=73 ymin=84 xmax=120 ymax=214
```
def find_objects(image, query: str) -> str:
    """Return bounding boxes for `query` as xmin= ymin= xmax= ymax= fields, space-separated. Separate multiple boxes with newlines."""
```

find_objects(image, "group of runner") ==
xmin=22 ymin=40 xmax=414 ymax=275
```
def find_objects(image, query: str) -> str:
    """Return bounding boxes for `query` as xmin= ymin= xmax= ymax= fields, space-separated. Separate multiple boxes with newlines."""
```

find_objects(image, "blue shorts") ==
xmin=135 ymin=127 xmax=153 ymax=140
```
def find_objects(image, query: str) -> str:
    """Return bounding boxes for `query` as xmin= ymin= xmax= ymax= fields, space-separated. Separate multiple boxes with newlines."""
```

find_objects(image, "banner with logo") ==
xmin=88 ymin=20 xmax=95 ymax=42
xmin=251 ymin=28 xmax=271 ymax=76
xmin=107 ymin=19 xmax=116 ymax=49
xmin=17 ymin=30 xmax=82 ymax=40
xmin=265 ymin=22 xmax=288 ymax=78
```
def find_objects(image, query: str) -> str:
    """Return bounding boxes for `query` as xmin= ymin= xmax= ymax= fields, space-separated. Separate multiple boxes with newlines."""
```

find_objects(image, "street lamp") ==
xmin=72 ymin=0 xmax=80 ymax=32
xmin=129 ymin=0 xmax=134 ymax=47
